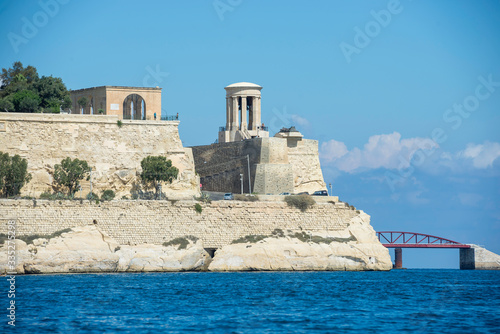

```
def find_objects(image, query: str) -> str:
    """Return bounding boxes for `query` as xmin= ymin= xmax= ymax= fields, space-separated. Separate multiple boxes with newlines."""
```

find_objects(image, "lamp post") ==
xmin=246 ymin=155 xmax=252 ymax=194
xmin=329 ymin=183 xmax=332 ymax=197
xmin=240 ymin=174 xmax=244 ymax=194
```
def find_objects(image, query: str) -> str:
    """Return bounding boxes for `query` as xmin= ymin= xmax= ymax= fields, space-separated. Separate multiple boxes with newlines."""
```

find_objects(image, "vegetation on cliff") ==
xmin=284 ymin=195 xmax=315 ymax=212
xmin=231 ymin=229 xmax=357 ymax=245
xmin=163 ymin=235 xmax=199 ymax=250
xmin=0 ymin=151 xmax=32 ymax=197
xmin=140 ymin=156 xmax=179 ymax=199
xmin=53 ymin=157 xmax=90 ymax=196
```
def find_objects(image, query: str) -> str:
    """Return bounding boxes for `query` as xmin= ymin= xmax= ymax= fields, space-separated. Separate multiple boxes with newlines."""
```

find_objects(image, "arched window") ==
xmin=123 ymin=94 xmax=146 ymax=120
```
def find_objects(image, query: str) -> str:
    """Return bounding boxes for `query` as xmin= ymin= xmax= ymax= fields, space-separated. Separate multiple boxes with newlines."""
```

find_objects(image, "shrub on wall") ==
xmin=234 ymin=194 xmax=259 ymax=202
xmin=194 ymin=203 xmax=202 ymax=213
xmin=86 ymin=192 xmax=99 ymax=201
xmin=284 ymin=195 xmax=315 ymax=212
xmin=101 ymin=190 xmax=115 ymax=201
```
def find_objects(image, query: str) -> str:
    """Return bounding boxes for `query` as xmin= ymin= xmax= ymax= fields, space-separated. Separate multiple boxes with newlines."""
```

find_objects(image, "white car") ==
xmin=224 ymin=193 xmax=234 ymax=200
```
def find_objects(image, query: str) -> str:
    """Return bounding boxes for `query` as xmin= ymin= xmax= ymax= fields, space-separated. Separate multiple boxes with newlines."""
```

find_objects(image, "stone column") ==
xmin=253 ymin=96 xmax=261 ymax=130
xmin=232 ymin=96 xmax=239 ymax=130
xmin=240 ymin=96 xmax=247 ymax=130
xmin=226 ymin=97 xmax=231 ymax=130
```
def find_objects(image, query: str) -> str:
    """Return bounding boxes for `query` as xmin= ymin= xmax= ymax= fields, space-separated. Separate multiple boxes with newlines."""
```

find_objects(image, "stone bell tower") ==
xmin=218 ymin=82 xmax=269 ymax=143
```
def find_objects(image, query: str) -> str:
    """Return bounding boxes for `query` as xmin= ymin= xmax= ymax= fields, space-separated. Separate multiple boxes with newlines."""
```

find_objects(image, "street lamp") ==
xmin=329 ymin=183 xmax=332 ymax=197
xmin=247 ymin=154 xmax=252 ymax=194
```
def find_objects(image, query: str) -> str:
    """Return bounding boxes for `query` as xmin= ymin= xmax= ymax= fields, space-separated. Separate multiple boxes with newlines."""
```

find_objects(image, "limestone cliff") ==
xmin=0 ymin=225 xmax=210 ymax=274
xmin=208 ymin=212 xmax=392 ymax=271
xmin=0 ymin=212 xmax=391 ymax=274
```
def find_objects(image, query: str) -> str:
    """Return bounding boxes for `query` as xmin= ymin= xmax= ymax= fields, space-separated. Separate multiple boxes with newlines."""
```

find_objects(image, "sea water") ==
xmin=3 ymin=270 xmax=500 ymax=333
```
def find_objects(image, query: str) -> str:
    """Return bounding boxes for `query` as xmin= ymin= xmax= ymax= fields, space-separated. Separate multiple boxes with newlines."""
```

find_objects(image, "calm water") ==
xmin=3 ymin=270 xmax=500 ymax=333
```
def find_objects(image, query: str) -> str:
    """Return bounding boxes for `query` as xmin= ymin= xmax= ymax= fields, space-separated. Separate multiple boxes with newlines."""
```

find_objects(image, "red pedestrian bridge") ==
xmin=376 ymin=231 xmax=471 ymax=269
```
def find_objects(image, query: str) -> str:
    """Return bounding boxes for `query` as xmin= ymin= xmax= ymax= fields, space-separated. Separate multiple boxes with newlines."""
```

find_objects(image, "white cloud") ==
xmin=320 ymin=132 xmax=438 ymax=173
xmin=458 ymin=141 xmax=500 ymax=169
xmin=320 ymin=139 xmax=348 ymax=161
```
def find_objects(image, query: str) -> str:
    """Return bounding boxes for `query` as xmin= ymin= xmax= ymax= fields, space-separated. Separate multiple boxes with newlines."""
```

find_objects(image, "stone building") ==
xmin=192 ymin=82 xmax=326 ymax=195
xmin=218 ymin=82 xmax=269 ymax=143
xmin=70 ymin=86 xmax=162 ymax=121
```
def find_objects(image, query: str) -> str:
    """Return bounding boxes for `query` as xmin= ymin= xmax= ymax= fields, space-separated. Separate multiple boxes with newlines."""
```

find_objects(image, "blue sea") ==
xmin=3 ymin=270 xmax=500 ymax=333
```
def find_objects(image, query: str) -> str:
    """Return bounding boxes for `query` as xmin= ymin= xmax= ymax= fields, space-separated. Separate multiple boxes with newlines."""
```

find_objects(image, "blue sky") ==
xmin=1 ymin=0 xmax=499 ymax=268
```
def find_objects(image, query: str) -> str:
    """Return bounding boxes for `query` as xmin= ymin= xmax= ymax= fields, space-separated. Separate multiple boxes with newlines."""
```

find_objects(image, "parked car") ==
xmin=296 ymin=192 xmax=309 ymax=195
xmin=279 ymin=192 xmax=291 ymax=196
xmin=312 ymin=190 xmax=328 ymax=196
xmin=223 ymin=193 xmax=234 ymax=200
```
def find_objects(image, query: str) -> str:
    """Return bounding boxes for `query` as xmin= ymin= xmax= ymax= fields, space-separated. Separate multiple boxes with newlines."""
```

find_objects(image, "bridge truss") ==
xmin=377 ymin=231 xmax=470 ymax=249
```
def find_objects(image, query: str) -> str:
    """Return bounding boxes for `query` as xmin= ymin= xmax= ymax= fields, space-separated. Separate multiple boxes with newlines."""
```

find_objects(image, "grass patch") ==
xmin=234 ymin=194 xmax=259 ymax=202
xmin=16 ymin=228 xmax=73 ymax=245
xmin=284 ymin=195 xmax=315 ymax=212
xmin=163 ymin=235 xmax=199 ymax=250
xmin=231 ymin=234 xmax=268 ymax=244
xmin=194 ymin=203 xmax=202 ymax=214
xmin=271 ymin=228 xmax=285 ymax=237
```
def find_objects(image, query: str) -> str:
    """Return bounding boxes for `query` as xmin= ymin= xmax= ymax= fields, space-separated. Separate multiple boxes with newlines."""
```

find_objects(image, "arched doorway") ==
xmin=123 ymin=94 xmax=146 ymax=120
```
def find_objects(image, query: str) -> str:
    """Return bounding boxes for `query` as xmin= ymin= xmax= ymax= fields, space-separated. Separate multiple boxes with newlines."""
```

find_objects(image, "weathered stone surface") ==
xmin=0 ymin=199 xmax=359 ymax=249
xmin=0 ymin=113 xmax=199 ymax=199
xmin=208 ymin=212 xmax=392 ymax=271
xmin=116 ymin=241 xmax=210 ymax=272
xmin=0 ymin=225 xmax=210 ymax=275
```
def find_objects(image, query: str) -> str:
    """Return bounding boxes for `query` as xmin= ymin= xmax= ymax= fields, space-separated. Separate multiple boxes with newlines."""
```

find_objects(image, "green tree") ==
xmin=11 ymin=89 xmax=41 ymax=113
xmin=0 ymin=62 xmax=39 ymax=97
xmin=53 ymin=158 xmax=90 ymax=196
xmin=77 ymin=96 xmax=88 ymax=113
xmin=0 ymin=152 xmax=32 ymax=197
xmin=35 ymin=75 xmax=71 ymax=111
xmin=140 ymin=156 xmax=179 ymax=199
xmin=0 ymin=97 xmax=14 ymax=112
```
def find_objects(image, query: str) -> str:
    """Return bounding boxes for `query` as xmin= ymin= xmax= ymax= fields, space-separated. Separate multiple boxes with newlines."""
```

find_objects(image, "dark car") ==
xmin=312 ymin=190 xmax=328 ymax=196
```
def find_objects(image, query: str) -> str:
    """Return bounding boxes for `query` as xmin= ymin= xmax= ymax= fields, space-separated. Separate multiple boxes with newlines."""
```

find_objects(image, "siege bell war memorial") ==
xmin=1 ymin=82 xmax=499 ymax=273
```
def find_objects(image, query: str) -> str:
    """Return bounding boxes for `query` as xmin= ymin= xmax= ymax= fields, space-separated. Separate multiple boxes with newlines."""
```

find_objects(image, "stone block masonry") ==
xmin=191 ymin=136 xmax=326 ymax=195
xmin=0 ymin=113 xmax=199 ymax=199
xmin=0 ymin=199 xmax=358 ymax=249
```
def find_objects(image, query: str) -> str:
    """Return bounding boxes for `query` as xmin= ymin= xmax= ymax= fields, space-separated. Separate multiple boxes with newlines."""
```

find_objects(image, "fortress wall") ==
xmin=0 ymin=199 xmax=358 ymax=249
xmin=288 ymin=139 xmax=327 ymax=194
xmin=191 ymin=141 xmax=262 ymax=194
xmin=0 ymin=113 xmax=199 ymax=199
xmin=191 ymin=137 xmax=326 ymax=195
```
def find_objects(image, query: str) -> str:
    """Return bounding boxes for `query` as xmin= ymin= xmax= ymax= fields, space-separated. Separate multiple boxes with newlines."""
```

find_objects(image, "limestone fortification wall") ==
xmin=0 ymin=199 xmax=359 ymax=249
xmin=191 ymin=137 xmax=326 ymax=195
xmin=0 ymin=113 xmax=199 ymax=199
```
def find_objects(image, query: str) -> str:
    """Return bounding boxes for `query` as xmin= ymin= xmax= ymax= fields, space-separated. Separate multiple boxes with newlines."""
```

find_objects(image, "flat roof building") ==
xmin=70 ymin=86 xmax=162 ymax=121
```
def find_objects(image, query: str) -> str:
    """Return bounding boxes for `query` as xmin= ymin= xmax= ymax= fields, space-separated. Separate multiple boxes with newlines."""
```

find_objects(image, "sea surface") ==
xmin=3 ymin=270 xmax=500 ymax=333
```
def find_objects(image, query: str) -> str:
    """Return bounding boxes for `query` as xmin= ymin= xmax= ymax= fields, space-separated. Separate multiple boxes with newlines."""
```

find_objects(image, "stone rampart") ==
xmin=0 ymin=199 xmax=358 ymax=249
xmin=0 ymin=113 xmax=199 ymax=199
xmin=191 ymin=137 xmax=326 ymax=195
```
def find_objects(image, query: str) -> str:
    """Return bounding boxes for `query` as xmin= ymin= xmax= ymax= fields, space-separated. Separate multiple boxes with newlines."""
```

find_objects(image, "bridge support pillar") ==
xmin=394 ymin=248 xmax=403 ymax=269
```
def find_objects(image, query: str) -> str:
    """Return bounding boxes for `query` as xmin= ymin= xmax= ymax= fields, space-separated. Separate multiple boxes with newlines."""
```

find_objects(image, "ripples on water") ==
xmin=4 ymin=270 xmax=500 ymax=333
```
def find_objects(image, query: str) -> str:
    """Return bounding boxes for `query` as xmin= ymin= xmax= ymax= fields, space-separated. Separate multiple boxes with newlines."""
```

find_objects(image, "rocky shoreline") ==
xmin=1 ymin=214 xmax=392 ymax=274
